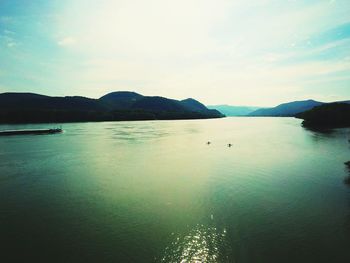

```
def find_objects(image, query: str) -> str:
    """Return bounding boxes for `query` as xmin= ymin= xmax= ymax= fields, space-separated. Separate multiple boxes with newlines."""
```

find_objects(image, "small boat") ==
xmin=0 ymin=128 xmax=63 ymax=136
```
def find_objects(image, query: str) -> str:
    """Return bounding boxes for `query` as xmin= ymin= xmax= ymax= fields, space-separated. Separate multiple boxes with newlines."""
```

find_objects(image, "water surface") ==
xmin=1 ymin=117 xmax=350 ymax=262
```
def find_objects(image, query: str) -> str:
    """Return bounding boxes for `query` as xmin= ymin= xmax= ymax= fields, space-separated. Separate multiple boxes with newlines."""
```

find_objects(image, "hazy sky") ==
xmin=0 ymin=0 xmax=349 ymax=106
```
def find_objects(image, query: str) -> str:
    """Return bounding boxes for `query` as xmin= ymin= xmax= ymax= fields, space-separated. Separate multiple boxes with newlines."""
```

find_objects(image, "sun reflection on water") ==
xmin=159 ymin=224 xmax=232 ymax=263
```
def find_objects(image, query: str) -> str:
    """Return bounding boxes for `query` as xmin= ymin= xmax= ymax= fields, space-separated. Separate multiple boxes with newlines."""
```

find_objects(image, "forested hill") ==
xmin=0 ymin=91 xmax=224 ymax=123
xmin=296 ymin=103 xmax=350 ymax=128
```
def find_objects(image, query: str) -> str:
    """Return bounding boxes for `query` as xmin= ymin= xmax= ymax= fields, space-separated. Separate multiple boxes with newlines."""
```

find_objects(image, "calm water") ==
xmin=1 ymin=117 xmax=350 ymax=263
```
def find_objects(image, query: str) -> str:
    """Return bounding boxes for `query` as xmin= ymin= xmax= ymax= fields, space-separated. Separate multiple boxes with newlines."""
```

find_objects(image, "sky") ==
xmin=0 ymin=0 xmax=349 ymax=106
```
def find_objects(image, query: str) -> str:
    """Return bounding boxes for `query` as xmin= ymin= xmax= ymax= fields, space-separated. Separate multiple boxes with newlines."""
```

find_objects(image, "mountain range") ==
xmin=2 ymin=92 xmax=349 ymax=124
xmin=207 ymin=105 xmax=261 ymax=116
xmin=0 ymin=91 xmax=224 ymax=123
xmin=209 ymin=99 xmax=350 ymax=117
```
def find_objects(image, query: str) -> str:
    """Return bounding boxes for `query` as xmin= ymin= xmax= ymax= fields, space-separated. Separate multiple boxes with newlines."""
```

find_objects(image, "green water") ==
xmin=1 ymin=117 xmax=350 ymax=263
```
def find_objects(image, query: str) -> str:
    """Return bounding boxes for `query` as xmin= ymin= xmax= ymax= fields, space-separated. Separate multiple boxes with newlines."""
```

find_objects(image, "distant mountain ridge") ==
xmin=248 ymin=100 xmax=324 ymax=117
xmin=209 ymin=99 xmax=350 ymax=117
xmin=207 ymin=105 xmax=261 ymax=116
xmin=0 ymin=91 xmax=224 ymax=123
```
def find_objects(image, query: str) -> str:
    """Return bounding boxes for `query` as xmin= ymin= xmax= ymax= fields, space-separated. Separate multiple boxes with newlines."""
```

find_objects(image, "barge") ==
xmin=0 ymin=128 xmax=63 ymax=136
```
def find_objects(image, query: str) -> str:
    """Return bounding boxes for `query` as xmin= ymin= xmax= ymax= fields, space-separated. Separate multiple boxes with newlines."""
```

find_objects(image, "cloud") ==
xmin=0 ymin=16 xmax=15 ymax=24
xmin=57 ymin=36 xmax=76 ymax=46
xmin=3 ymin=29 xmax=15 ymax=35
xmin=6 ymin=41 xmax=16 ymax=47
xmin=55 ymin=1 xmax=348 ymax=105
xmin=1 ymin=0 xmax=350 ymax=105
xmin=0 ymin=29 xmax=18 ymax=48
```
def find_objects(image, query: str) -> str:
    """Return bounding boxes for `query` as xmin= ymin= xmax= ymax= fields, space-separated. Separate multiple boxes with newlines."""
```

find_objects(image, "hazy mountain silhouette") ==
xmin=132 ymin=96 xmax=186 ymax=112
xmin=207 ymin=105 xmax=261 ymax=116
xmin=99 ymin=91 xmax=143 ymax=110
xmin=99 ymin=92 xmax=221 ymax=117
xmin=182 ymin=98 xmax=209 ymax=112
xmin=0 ymin=93 xmax=108 ymax=111
xmin=0 ymin=91 xmax=224 ymax=123
xmin=248 ymin=100 xmax=324 ymax=116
